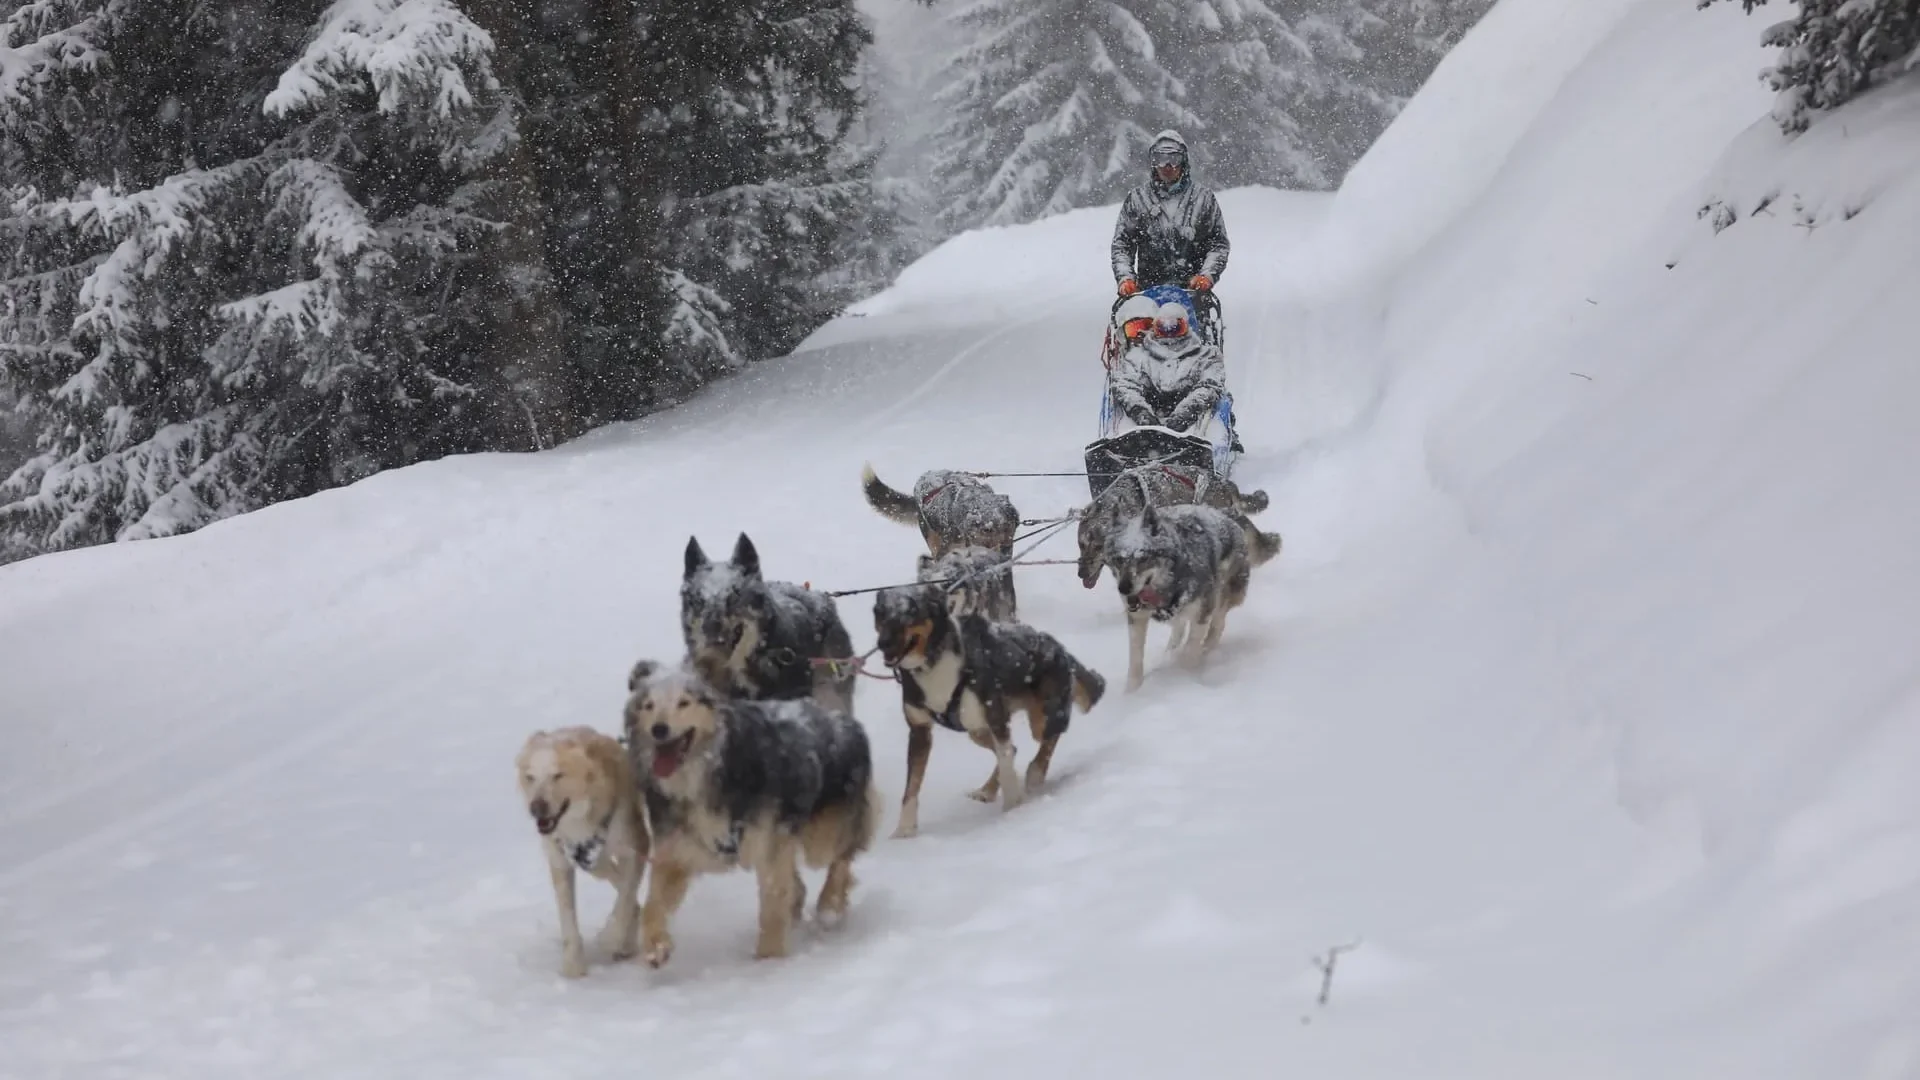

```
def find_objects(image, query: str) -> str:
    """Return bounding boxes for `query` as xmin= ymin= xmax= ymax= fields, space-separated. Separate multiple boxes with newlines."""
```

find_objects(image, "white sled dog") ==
xmin=514 ymin=726 xmax=650 ymax=977
xmin=1102 ymin=502 xmax=1281 ymax=691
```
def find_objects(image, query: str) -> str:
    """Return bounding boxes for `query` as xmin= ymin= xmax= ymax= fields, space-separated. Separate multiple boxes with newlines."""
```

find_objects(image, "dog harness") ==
xmin=927 ymin=665 xmax=974 ymax=733
xmin=562 ymin=808 xmax=618 ymax=872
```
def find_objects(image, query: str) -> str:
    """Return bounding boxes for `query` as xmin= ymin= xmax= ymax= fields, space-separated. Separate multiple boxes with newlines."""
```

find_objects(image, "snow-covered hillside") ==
xmin=4 ymin=0 xmax=1917 ymax=1076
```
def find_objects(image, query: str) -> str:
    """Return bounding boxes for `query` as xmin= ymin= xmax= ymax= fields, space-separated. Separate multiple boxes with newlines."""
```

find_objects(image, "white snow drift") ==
xmin=3 ymin=0 xmax=1917 ymax=1076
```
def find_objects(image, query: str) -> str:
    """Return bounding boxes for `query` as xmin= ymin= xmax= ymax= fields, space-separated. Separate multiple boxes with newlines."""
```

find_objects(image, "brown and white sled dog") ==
xmin=1103 ymin=502 xmax=1281 ymax=692
xmin=514 ymin=726 xmax=650 ymax=977
xmin=862 ymin=463 xmax=1020 ymax=559
xmin=1077 ymin=462 xmax=1270 ymax=588
xmin=623 ymin=659 xmax=881 ymax=967
xmin=872 ymin=584 xmax=1105 ymax=838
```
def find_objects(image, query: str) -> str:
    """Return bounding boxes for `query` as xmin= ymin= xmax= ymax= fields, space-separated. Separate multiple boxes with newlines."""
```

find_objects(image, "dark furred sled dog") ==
xmin=1077 ymin=461 xmax=1270 ymax=588
xmin=916 ymin=546 xmax=1018 ymax=621
xmin=682 ymin=532 xmax=856 ymax=715
xmin=872 ymin=584 xmax=1105 ymax=838
xmin=623 ymin=660 xmax=882 ymax=966
xmin=862 ymin=463 xmax=1020 ymax=559
xmin=1103 ymin=502 xmax=1281 ymax=692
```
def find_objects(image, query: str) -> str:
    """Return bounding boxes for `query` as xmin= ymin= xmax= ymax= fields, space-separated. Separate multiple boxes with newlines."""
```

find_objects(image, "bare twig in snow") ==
xmin=1312 ymin=939 xmax=1362 ymax=1007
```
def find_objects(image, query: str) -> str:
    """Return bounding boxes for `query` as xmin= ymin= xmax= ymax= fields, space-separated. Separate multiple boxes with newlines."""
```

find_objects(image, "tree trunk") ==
xmin=593 ymin=0 xmax=670 ymax=420
xmin=464 ymin=0 xmax=577 ymax=451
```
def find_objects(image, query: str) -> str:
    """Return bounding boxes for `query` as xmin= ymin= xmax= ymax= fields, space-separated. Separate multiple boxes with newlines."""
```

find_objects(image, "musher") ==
xmin=1109 ymin=129 xmax=1230 ymax=339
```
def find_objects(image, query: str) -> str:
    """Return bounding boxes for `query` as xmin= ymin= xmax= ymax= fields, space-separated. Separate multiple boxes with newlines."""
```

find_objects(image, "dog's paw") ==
xmin=999 ymin=780 xmax=1026 ymax=812
xmin=754 ymin=935 xmax=790 ymax=961
xmin=891 ymin=804 xmax=920 ymax=839
xmin=596 ymin=918 xmax=637 ymax=957
xmin=642 ymin=935 xmax=673 ymax=969
xmin=966 ymin=785 xmax=997 ymax=803
xmin=1125 ymin=674 xmax=1144 ymax=693
xmin=560 ymin=948 xmax=588 ymax=979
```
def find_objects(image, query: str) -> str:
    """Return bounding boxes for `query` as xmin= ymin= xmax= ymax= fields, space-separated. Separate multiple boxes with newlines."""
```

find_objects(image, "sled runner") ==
xmin=1086 ymin=285 xmax=1240 ymax=500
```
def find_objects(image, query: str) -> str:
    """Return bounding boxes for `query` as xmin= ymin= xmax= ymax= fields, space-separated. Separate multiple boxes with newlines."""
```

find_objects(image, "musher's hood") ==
xmin=1149 ymin=130 xmax=1189 ymax=155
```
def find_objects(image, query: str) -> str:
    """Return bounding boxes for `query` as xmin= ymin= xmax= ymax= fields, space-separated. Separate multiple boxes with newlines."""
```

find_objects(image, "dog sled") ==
xmin=1086 ymin=284 xmax=1240 ymax=500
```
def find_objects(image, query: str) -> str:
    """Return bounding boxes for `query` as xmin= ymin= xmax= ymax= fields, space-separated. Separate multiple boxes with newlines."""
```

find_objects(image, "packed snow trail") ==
xmin=5 ymin=0 xmax=1920 ymax=1075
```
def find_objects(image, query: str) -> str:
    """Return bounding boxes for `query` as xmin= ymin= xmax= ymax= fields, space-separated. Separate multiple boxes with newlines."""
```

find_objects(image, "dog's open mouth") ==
xmin=650 ymin=730 xmax=695 ymax=779
xmin=1138 ymin=586 xmax=1166 ymax=609
xmin=535 ymin=799 xmax=570 ymax=835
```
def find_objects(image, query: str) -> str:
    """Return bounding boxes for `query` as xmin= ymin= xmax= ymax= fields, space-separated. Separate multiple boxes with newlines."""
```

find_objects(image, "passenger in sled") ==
xmin=1108 ymin=129 xmax=1229 ymax=346
xmin=1110 ymin=300 xmax=1231 ymax=443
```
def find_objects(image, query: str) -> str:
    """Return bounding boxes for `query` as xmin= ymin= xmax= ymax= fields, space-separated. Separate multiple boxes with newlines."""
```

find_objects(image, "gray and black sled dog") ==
xmin=916 ymin=546 xmax=1019 ymax=622
xmin=623 ymin=660 xmax=882 ymax=966
xmin=681 ymin=532 xmax=857 ymax=715
xmin=1076 ymin=461 xmax=1268 ymax=588
xmin=1102 ymin=502 xmax=1281 ymax=692
xmin=861 ymin=463 xmax=1020 ymax=559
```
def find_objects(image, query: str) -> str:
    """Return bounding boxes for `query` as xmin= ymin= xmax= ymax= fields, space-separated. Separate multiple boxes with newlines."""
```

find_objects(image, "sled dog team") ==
xmin=513 ymin=460 xmax=1282 ymax=976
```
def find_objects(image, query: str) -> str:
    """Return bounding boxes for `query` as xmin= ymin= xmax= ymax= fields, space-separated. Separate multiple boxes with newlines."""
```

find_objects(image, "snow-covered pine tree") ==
xmin=0 ymin=0 xmax=512 ymax=561
xmin=929 ymin=0 xmax=1201 ymax=229
xmin=1278 ymin=0 xmax=1492 ymax=177
xmin=1701 ymin=0 xmax=1920 ymax=132
xmin=1158 ymin=0 xmax=1349 ymax=191
xmin=923 ymin=0 xmax=1489 ymax=228
xmin=640 ymin=0 xmax=911 ymax=362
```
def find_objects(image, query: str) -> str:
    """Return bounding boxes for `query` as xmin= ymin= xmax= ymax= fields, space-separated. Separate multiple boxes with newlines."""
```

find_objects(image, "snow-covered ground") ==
xmin=5 ymin=0 xmax=1918 ymax=1076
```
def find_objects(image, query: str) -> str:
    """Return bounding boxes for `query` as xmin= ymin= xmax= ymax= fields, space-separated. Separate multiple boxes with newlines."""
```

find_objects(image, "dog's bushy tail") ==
xmin=1249 ymin=526 xmax=1282 ymax=565
xmin=1071 ymin=657 xmax=1106 ymax=712
xmin=861 ymin=463 xmax=920 ymax=525
xmin=1227 ymin=507 xmax=1282 ymax=566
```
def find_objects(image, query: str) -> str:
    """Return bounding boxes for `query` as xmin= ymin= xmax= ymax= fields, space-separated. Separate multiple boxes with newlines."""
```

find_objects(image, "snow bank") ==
xmin=1264 ymin=0 xmax=1920 ymax=1070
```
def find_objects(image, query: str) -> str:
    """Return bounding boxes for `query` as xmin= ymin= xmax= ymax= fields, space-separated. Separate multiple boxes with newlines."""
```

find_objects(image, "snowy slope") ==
xmin=5 ymin=1 xmax=1919 ymax=1077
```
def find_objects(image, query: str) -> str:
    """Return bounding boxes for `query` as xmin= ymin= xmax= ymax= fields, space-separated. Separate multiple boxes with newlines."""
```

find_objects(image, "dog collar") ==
xmin=562 ymin=808 xmax=618 ymax=872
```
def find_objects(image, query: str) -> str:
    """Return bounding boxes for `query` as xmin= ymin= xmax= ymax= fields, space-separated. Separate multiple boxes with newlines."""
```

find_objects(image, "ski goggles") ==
xmin=1149 ymin=146 xmax=1185 ymax=166
xmin=1122 ymin=316 xmax=1155 ymax=340
xmin=1154 ymin=315 xmax=1189 ymax=337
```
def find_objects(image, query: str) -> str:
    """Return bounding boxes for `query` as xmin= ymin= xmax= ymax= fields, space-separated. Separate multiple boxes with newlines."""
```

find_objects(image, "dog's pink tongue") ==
xmin=651 ymin=749 xmax=681 ymax=779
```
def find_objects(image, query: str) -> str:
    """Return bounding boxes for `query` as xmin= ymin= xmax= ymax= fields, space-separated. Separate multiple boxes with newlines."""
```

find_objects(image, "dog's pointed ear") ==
xmin=684 ymin=536 xmax=708 ymax=578
xmin=731 ymin=532 xmax=760 ymax=578
xmin=628 ymin=658 xmax=659 ymax=692
xmin=1140 ymin=503 xmax=1157 ymax=529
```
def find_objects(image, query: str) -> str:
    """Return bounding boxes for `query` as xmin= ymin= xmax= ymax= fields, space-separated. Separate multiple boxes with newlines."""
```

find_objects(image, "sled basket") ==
xmin=1083 ymin=427 xmax=1219 ymax=501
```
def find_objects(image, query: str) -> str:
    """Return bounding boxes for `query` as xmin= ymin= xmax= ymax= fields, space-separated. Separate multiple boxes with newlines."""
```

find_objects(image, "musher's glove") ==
xmin=1118 ymin=278 xmax=1141 ymax=297
xmin=1188 ymin=274 xmax=1213 ymax=291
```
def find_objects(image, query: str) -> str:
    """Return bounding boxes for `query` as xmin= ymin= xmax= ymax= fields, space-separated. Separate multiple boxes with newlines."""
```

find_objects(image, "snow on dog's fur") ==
xmin=681 ymin=531 xmax=857 ymax=715
xmin=1103 ymin=502 xmax=1281 ymax=692
xmin=872 ymin=584 xmax=1105 ymax=839
xmin=862 ymin=462 xmax=1020 ymax=559
xmin=916 ymin=545 xmax=1018 ymax=621
xmin=1077 ymin=462 xmax=1269 ymax=588
xmin=623 ymin=660 xmax=881 ymax=967
xmin=514 ymin=726 xmax=650 ymax=977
